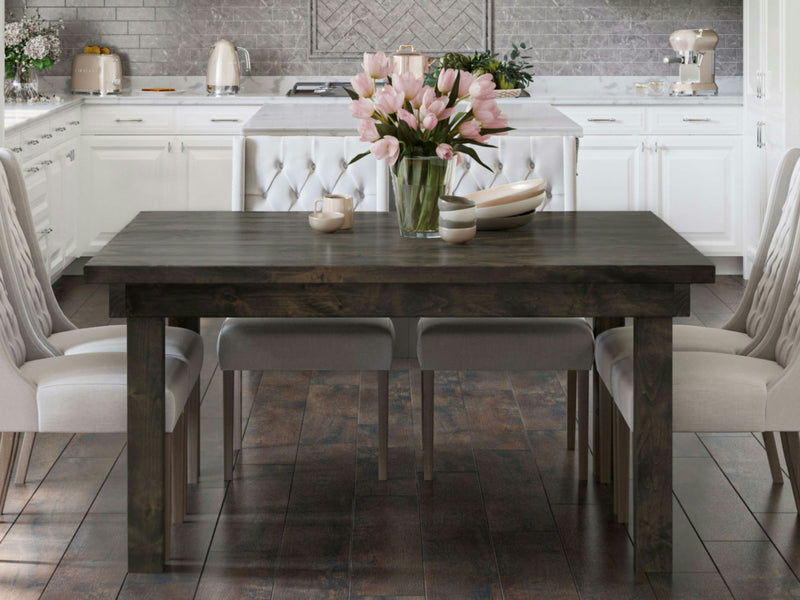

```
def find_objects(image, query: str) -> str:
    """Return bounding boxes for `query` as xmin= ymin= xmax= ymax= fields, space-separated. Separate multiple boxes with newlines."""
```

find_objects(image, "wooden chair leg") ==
xmin=13 ymin=432 xmax=35 ymax=486
xmin=578 ymin=370 xmax=589 ymax=482
xmin=780 ymin=432 xmax=800 ymax=513
xmin=599 ymin=380 xmax=613 ymax=484
xmin=186 ymin=380 xmax=200 ymax=485
xmin=616 ymin=410 xmax=630 ymax=525
xmin=234 ymin=371 xmax=243 ymax=452
xmin=223 ymin=370 xmax=234 ymax=482
xmin=566 ymin=370 xmax=576 ymax=451
xmin=763 ymin=431 xmax=783 ymax=484
xmin=378 ymin=370 xmax=389 ymax=481
xmin=163 ymin=430 xmax=173 ymax=558
xmin=422 ymin=370 xmax=434 ymax=481
xmin=0 ymin=433 xmax=20 ymax=515
xmin=171 ymin=412 xmax=186 ymax=524
xmin=612 ymin=403 xmax=620 ymax=518
xmin=592 ymin=366 xmax=600 ymax=481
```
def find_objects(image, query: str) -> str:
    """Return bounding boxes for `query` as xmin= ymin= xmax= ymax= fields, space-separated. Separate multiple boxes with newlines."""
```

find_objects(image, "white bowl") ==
xmin=439 ymin=225 xmax=476 ymax=244
xmin=474 ymin=192 xmax=546 ymax=220
xmin=463 ymin=179 xmax=547 ymax=207
xmin=440 ymin=206 xmax=477 ymax=223
xmin=308 ymin=211 xmax=345 ymax=233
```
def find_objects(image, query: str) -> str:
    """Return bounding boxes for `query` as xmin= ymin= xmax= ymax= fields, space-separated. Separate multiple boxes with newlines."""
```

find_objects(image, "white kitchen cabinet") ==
xmin=176 ymin=136 xmax=234 ymax=211
xmin=49 ymin=139 xmax=80 ymax=272
xmin=573 ymin=136 xmax=645 ymax=211
xmin=21 ymin=160 xmax=52 ymax=270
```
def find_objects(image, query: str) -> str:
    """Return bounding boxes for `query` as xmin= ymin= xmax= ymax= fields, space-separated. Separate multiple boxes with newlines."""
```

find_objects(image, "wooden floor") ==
xmin=2 ymin=275 xmax=800 ymax=599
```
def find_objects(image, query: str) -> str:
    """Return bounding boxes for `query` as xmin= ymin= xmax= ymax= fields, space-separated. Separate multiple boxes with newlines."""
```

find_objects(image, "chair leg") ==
xmin=763 ymin=432 xmax=783 ymax=484
xmin=422 ymin=370 xmax=434 ymax=481
xmin=223 ymin=370 xmax=234 ymax=482
xmin=615 ymin=408 xmax=630 ymax=525
xmin=599 ymin=380 xmax=613 ymax=484
xmin=378 ymin=370 xmax=389 ymax=481
xmin=171 ymin=412 xmax=186 ymax=524
xmin=186 ymin=379 xmax=200 ymax=485
xmin=163 ymin=430 xmax=173 ymax=558
xmin=578 ymin=370 xmax=589 ymax=482
xmin=612 ymin=403 xmax=620 ymax=518
xmin=780 ymin=432 xmax=800 ymax=513
xmin=13 ymin=432 xmax=35 ymax=486
xmin=0 ymin=433 xmax=20 ymax=515
xmin=566 ymin=370 xmax=577 ymax=451
xmin=234 ymin=371 xmax=243 ymax=452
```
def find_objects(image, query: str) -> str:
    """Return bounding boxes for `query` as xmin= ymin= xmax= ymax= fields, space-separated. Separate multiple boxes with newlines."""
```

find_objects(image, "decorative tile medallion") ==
xmin=310 ymin=0 xmax=493 ymax=58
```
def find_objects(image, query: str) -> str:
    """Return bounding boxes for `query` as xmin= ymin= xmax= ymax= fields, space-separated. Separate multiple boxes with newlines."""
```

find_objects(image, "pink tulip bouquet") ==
xmin=346 ymin=51 xmax=513 ymax=237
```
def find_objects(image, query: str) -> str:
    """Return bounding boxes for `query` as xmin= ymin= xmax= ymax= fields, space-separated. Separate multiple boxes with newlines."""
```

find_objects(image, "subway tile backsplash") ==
xmin=6 ymin=0 xmax=743 ymax=78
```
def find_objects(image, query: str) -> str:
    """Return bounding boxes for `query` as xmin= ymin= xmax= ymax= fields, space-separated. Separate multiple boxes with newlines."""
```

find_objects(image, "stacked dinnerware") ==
xmin=463 ymin=179 xmax=548 ymax=231
xmin=437 ymin=196 xmax=476 ymax=244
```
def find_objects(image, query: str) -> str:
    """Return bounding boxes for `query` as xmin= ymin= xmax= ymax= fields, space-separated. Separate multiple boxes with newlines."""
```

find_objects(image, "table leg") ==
xmin=128 ymin=316 xmax=167 ymax=572
xmin=633 ymin=316 xmax=672 ymax=572
xmin=593 ymin=318 xmax=624 ymax=482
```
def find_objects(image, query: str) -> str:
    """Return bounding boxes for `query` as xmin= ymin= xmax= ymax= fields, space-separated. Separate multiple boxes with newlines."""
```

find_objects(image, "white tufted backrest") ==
xmin=0 ymin=164 xmax=53 ymax=341
xmin=746 ymin=161 xmax=800 ymax=340
xmin=452 ymin=136 xmax=566 ymax=209
xmin=241 ymin=136 xmax=383 ymax=213
xmin=0 ymin=216 xmax=29 ymax=368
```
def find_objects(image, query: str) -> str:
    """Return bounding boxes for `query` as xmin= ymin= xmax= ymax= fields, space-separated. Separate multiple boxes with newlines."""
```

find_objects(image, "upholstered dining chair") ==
xmin=598 ymin=153 xmax=800 ymax=522
xmin=595 ymin=147 xmax=800 ymax=488
xmin=220 ymin=136 xmax=394 ymax=481
xmin=0 ymin=149 xmax=204 ymax=487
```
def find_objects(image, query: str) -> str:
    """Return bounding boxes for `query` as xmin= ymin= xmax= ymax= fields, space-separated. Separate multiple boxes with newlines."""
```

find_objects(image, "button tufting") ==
xmin=310 ymin=162 xmax=316 ymax=171
xmin=276 ymin=161 xmax=283 ymax=170
xmin=496 ymin=162 xmax=503 ymax=171
xmin=340 ymin=161 xmax=348 ymax=170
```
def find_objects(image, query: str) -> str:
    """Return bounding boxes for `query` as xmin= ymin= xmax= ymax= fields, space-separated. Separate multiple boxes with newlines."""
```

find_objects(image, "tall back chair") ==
xmin=0 ymin=149 xmax=204 ymax=485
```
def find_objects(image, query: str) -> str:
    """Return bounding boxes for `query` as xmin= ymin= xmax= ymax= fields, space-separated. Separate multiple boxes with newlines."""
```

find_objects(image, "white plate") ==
xmin=135 ymin=89 xmax=185 ymax=97
xmin=463 ymin=179 xmax=547 ymax=207
xmin=475 ymin=192 xmax=546 ymax=219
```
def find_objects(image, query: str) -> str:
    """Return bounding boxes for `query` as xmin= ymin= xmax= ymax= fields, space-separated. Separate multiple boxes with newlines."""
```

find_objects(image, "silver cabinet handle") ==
xmin=55 ymin=126 xmax=67 ymax=132
xmin=210 ymin=118 xmax=241 ymax=122
xmin=26 ymin=139 xmax=39 ymax=146
xmin=167 ymin=142 xmax=172 ymax=153
xmin=587 ymin=118 xmax=618 ymax=122
xmin=682 ymin=117 xmax=711 ymax=122
xmin=69 ymin=120 xmax=80 ymax=126
xmin=25 ymin=167 xmax=39 ymax=174
xmin=653 ymin=142 xmax=660 ymax=153
xmin=40 ymin=159 xmax=53 ymax=166
xmin=756 ymin=71 xmax=764 ymax=99
xmin=115 ymin=118 xmax=144 ymax=123
xmin=757 ymin=121 xmax=766 ymax=149
xmin=66 ymin=149 xmax=76 ymax=161
xmin=39 ymin=227 xmax=53 ymax=236
xmin=40 ymin=133 xmax=53 ymax=139
xmin=11 ymin=147 xmax=22 ymax=153
xmin=181 ymin=142 xmax=185 ymax=153
xmin=641 ymin=141 xmax=646 ymax=152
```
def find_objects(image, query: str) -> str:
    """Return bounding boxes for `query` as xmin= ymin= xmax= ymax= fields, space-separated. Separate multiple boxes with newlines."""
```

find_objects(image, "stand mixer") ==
xmin=663 ymin=29 xmax=719 ymax=96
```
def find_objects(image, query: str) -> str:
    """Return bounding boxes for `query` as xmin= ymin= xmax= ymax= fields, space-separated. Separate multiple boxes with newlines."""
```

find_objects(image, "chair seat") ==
xmin=19 ymin=353 xmax=195 ymax=434
xmin=417 ymin=317 xmax=594 ymax=371
xmin=217 ymin=318 xmax=395 ymax=371
xmin=48 ymin=325 xmax=204 ymax=374
xmin=595 ymin=325 xmax=753 ymax=389
xmin=611 ymin=351 xmax=784 ymax=433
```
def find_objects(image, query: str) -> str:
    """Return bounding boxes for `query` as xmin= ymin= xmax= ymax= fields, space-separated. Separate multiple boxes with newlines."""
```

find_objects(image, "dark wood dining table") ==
xmin=84 ymin=210 xmax=714 ymax=574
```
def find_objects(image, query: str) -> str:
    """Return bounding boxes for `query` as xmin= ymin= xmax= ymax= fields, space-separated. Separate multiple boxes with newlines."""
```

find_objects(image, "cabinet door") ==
xmin=744 ymin=0 xmax=764 ymax=104
xmin=763 ymin=0 xmax=786 ymax=115
xmin=21 ymin=161 xmax=53 ymax=272
xmin=575 ymin=136 xmax=644 ymax=211
xmin=651 ymin=136 xmax=742 ymax=256
xmin=51 ymin=139 xmax=80 ymax=272
xmin=176 ymin=136 xmax=234 ymax=211
xmin=80 ymin=136 xmax=177 ymax=254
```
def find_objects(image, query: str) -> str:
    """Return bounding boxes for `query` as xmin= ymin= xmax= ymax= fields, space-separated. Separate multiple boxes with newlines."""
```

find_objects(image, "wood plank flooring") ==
xmin=1 ymin=275 xmax=798 ymax=599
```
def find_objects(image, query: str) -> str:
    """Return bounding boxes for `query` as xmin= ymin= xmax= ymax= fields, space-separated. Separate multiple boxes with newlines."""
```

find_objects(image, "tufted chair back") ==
xmin=235 ymin=136 xmax=385 ymax=213
xmin=452 ymin=136 xmax=567 ymax=210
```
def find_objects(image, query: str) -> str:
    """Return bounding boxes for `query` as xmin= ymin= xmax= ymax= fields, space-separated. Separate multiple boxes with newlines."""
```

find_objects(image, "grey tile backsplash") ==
xmin=6 ymin=0 xmax=743 ymax=78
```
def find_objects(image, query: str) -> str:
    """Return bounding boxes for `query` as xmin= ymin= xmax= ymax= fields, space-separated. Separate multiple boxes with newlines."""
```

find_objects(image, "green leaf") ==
xmin=347 ymin=149 xmax=372 ymax=165
xmin=480 ymin=126 xmax=514 ymax=135
xmin=375 ymin=123 xmax=396 ymax=138
xmin=447 ymin=71 xmax=461 ymax=108
xmin=344 ymin=87 xmax=359 ymax=100
xmin=458 ymin=146 xmax=493 ymax=172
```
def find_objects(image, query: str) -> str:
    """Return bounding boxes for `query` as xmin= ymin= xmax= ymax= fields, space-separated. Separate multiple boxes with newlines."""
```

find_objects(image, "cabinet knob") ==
xmin=55 ymin=126 xmax=67 ymax=132
xmin=25 ymin=166 xmax=39 ymax=174
xmin=26 ymin=139 xmax=39 ymax=146
xmin=40 ymin=159 xmax=53 ymax=166
xmin=69 ymin=120 xmax=80 ymax=126
xmin=11 ymin=147 xmax=22 ymax=153
xmin=40 ymin=133 xmax=53 ymax=139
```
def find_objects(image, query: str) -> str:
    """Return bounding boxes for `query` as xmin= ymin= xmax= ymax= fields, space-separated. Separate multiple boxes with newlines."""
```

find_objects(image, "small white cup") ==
xmin=315 ymin=194 xmax=354 ymax=229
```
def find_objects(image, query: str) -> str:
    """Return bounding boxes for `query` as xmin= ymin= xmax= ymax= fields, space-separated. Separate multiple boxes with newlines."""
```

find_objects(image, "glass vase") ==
xmin=390 ymin=155 xmax=455 ymax=239
xmin=5 ymin=66 xmax=39 ymax=103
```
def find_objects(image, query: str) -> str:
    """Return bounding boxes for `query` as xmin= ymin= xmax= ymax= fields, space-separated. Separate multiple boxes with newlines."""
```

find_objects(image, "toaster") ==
xmin=71 ymin=54 xmax=122 ymax=95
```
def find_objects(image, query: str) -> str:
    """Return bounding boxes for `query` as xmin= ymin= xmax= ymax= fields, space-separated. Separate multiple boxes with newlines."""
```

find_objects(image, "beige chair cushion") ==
xmin=217 ymin=317 xmax=394 ymax=371
xmin=417 ymin=317 xmax=594 ymax=371
xmin=611 ymin=351 xmax=784 ymax=433
xmin=48 ymin=324 xmax=203 ymax=374
xmin=20 ymin=352 xmax=194 ymax=433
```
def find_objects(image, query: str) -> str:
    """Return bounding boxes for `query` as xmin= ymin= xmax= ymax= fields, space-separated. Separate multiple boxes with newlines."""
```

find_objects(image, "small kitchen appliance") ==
xmin=663 ymin=28 xmax=719 ymax=96
xmin=389 ymin=45 xmax=432 ymax=79
xmin=71 ymin=53 xmax=122 ymax=95
xmin=206 ymin=39 xmax=251 ymax=96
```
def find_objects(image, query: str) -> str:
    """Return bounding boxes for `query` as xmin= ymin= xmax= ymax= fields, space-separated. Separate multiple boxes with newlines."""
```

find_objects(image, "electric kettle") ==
xmin=206 ymin=39 xmax=251 ymax=96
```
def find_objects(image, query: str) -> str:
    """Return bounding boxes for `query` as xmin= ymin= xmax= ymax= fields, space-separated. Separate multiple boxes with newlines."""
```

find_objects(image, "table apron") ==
xmin=112 ymin=282 xmax=691 ymax=318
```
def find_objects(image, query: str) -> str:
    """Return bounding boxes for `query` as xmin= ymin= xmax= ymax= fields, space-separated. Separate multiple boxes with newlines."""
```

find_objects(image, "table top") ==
xmin=85 ymin=211 xmax=714 ymax=286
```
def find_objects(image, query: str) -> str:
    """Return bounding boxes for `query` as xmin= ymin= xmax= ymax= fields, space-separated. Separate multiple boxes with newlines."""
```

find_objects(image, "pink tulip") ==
xmin=394 ymin=72 xmax=423 ymax=102
xmin=370 ymin=135 xmax=400 ymax=165
xmin=458 ymin=120 xmax=482 ymax=140
xmin=436 ymin=143 xmax=454 ymax=160
xmin=421 ymin=96 xmax=448 ymax=120
xmin=373 ymin=85 xmax=405 ymax=115
xmin=351 ymin=72 xmax=374 ymax=98
xmin=457 ymin=70 xmax=474 ymax=97
xmin=471 ymin=98 xmax=502 ymax=123
xmin=349 ymin=98 xmax=374 ymax=119
xmin=421 ymin=113 xmax=438 ymax=131
xmin=483 ymin=113 xmax=509 ymax=131
xmin=397 ymin=108 xmax=418 ymax=130
xmin=410 ymin=86 xmax=426 ymax=109
xmin=358 ymin=118 xmax=380 ymax=142
xmin=362 ymin=51 xmax=394 ymax=79
xmin=437 ymin=68 xmax=458 ymax=94
xmin=469 ymin=73 xmax=496 ymax=100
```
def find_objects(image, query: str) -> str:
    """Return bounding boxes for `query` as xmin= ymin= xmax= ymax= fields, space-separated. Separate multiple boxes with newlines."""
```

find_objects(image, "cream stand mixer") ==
xmin=663 ymin=28 xmax=719 ymax=96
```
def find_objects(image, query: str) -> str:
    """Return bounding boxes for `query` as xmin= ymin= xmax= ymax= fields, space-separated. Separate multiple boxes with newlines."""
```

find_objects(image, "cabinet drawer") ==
xmin=50 ymin=106 xmax=82 ymax=142
xmin=175 ymin=105 xmax=261 ymax=134
xmin=15 ymin=120 xmax=53 ymax=163
xmin=82 ymin=105 xmax=173 ymax=134
xmin=648 ymin=106 xmax=743 ymax=134
xmin=554 ymin=106 xmax=647 ymax=134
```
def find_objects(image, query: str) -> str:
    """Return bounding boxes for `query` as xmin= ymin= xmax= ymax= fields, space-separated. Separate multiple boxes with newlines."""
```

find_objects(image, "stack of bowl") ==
xmin=464 ymin=179 xmax=548 ymax=230
xmin=437 ymin=196 xmax=476 ymax=244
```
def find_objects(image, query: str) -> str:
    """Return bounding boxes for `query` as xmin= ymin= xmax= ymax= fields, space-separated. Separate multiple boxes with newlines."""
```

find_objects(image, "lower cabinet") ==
xmin=80 ymin=135 xmax=234 ymax=253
